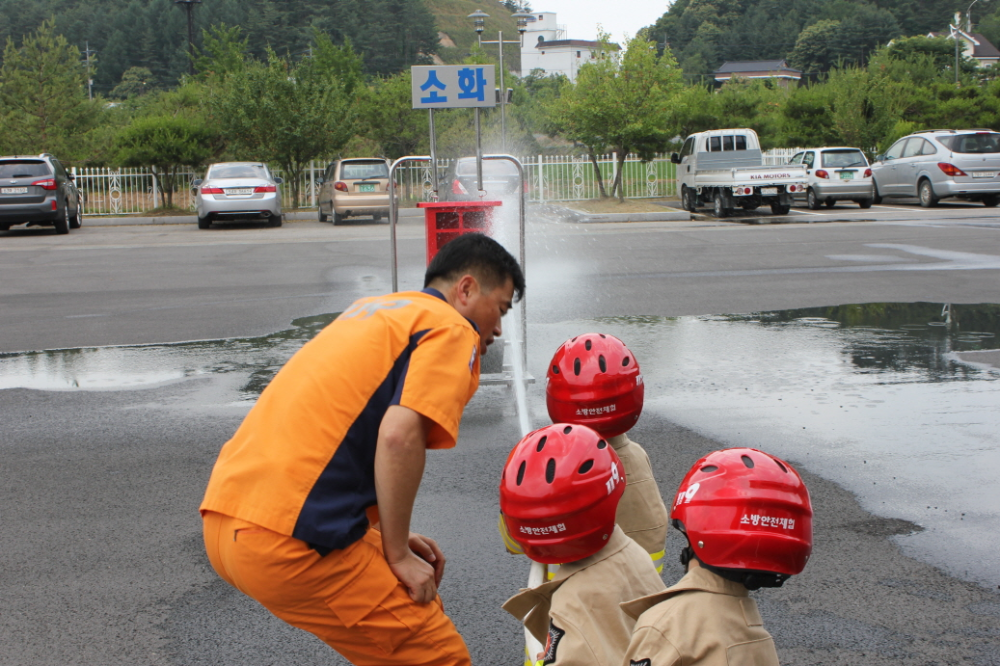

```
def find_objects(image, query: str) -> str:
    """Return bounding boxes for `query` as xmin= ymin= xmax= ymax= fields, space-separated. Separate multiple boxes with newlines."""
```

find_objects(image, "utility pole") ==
xmin=81 ymin=41 xmax=96 ymax=100
xmin=175 ymin=0 xmax=202 ymax=76
xmin=468 ymin=9 xmax=533 ymax=152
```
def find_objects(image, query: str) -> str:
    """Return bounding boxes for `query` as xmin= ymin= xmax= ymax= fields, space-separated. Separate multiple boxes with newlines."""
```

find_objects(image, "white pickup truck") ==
xmin=671 ymin=129 xmax=807 ymax=217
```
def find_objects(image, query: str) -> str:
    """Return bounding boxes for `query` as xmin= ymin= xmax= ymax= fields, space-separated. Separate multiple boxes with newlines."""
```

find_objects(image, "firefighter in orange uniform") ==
xmin=200 ymin=233 xmax=524 ymax=666
xmin=500 ymin=423 xmax=666 ymax=666
xmin=620 ymin=448 xmax=814 ymax=666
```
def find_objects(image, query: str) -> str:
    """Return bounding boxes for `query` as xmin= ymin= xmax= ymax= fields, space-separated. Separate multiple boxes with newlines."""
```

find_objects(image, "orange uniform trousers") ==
xmin=202 ymin=511 xmax=471 ymax=666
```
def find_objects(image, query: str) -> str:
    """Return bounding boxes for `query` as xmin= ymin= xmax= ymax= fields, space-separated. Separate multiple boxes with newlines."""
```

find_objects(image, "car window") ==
xmin=821 ymin=149 xmax=868 ymax=168
xmin=708 ymin=136 xmax=722 ymax=152
xmin=722 ymin=135 xmax=734 ymax=151
xmin=788 ymin=153 xmax=803 ymax=165
xmin=921 ymin=140 xmax=938 ymax=155
xmin=938 ymin=133 xmax=1000 ymax=153
xmin=679 ymin=137 xmax=695 ymax=158
xmin=340 ymin=161 xmax=390 ymax=180
xmin=455 ymin=159 xmax=519 ymax=176
xmin=884 ymin=139 xmax=907 ymax=160
xmin=209 ymin=164 xmax=268 ymax=179
xmin=0 ymin=160 xmax=51 ymax=178
xmin=902 ymin=138 xmax=925 ymax=158
xmin=803 ymin=152 xmax=815 ymax=168
xmin=735 ymin=135 xmax=747 ymax=150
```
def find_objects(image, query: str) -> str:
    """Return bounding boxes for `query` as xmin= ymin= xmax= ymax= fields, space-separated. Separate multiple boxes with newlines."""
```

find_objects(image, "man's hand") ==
xmin=388 ymin=548 xmax=438 ymax=603
xmin=408 ymin=532 xmax=446 ymax=586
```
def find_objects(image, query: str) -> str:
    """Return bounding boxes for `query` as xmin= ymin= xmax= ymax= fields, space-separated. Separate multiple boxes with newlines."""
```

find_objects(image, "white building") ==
xmin=519 ymin=11 xmax=611 ymax=82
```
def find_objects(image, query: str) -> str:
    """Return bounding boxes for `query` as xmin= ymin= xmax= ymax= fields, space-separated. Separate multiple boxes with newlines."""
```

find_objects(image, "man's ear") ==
xmin=455 ymin=274 xmax=480 ymax=305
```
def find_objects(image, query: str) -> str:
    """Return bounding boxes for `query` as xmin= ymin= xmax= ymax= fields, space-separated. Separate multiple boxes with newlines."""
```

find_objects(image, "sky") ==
xmin=525 ymin=1 xmax=670 ymax=42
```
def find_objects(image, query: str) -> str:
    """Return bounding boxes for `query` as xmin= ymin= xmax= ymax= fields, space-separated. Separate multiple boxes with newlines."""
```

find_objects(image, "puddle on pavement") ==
xmin=0 ymin=313 xmax=339 ymax=398
xmin=2 ymin=301 xmax=999 ymax=587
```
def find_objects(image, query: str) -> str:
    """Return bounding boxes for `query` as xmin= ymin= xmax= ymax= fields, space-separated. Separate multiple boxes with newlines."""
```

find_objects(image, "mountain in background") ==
xmin=645 ymin=0 xmax=1000 ymax=79
xmin=0 ymin=0 xmax=523 ymax=95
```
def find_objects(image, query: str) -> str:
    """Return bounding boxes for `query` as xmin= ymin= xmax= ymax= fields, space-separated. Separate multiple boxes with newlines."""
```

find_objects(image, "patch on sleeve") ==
xmin=630 ymin=660 xmax=652 ymax=666
xmin=541 ymin=622 xmax=565 ymax=665
xmin=469 ymin=344 xmax=478 ymax=372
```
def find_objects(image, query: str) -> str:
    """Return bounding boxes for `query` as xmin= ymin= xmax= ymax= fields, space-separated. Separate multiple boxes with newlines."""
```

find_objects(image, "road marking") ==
xmin=874 ymin=204 xmax=937 ymax=213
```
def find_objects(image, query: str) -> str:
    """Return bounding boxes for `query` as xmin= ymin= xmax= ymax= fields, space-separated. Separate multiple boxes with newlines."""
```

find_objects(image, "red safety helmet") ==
xmin=546 ymin=333 xmax=644 ymax=438
xmin=499 ymin=423 xmax=626 ymax=564
xmin=672 ymin=448 xmax=813 ymax=576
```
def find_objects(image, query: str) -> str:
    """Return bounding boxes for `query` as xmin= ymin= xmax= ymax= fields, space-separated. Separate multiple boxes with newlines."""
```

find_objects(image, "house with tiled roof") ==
xmin=927 ymin=29 xmax=1000 ymax=67
xmin=713 ymin=60 xmax=803 ymax=88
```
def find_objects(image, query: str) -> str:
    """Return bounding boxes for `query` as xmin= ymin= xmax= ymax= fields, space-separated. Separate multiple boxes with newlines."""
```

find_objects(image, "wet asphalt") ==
xmin=2 ymin=206 xmax=1000 ymax=665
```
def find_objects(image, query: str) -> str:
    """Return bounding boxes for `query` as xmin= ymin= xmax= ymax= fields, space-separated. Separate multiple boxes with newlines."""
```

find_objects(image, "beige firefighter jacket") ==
xmin=503 ymin=526 xmax=666 ymax=666
xmin=620 ymin=561 xmax=780 ymax=666
xmin=609 ymin=434 xmax=669 ymax=568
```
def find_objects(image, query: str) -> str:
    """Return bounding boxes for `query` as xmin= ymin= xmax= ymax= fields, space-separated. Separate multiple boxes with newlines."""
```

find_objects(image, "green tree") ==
xmin=825 ymin=66 xmax=907 ymax=155
xmin=551 ymin=34 xmax=685 ymax=201
xmin=115 ymin=114 xmax=215 ymax=207
xmin=194 ymin=24 xmax=249 ymax=78
xmin=111 ymin=67 xmax=154 ymax=99
xmin=355 ymin=70 xmax=428 ymax=159
xmin=0 ymin=18 xmax=98 ymax=158
xmin=208 ymin=47 xmax=356 ymax=207
xmin=788 ymin=20 xmax=842 ymax=74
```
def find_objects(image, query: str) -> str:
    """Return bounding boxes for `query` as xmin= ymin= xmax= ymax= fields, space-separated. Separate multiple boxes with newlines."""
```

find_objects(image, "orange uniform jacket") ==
xmin=200 ymin=289 xmax=481 ymax=552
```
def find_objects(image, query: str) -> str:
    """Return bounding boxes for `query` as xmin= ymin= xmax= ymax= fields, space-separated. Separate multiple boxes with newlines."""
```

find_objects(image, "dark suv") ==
xmin=0 ymin=154 xmax=82 ymax=234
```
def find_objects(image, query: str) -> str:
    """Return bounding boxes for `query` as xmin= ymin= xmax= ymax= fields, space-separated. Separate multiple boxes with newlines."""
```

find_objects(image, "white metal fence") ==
xmin=72 ymin=150 xmax=798 ymax=216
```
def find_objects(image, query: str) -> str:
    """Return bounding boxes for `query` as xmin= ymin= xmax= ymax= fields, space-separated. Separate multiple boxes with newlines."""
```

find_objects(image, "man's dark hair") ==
xmin=424 ymin=233 xmax=525 ymax=301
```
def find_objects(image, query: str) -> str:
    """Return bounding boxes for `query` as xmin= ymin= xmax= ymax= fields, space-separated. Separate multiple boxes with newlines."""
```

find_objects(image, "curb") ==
xmin=719 ymin=214 xmax=873 ymax=225
xmin=80 ymin=208 xmax=424 ymax=227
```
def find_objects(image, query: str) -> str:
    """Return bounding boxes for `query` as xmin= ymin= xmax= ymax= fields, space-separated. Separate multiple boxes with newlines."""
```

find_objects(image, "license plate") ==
xmin=972 ymin=171 xmax=997 ymax=179
xmin=839 ymin=171 xmax=854 ymax=180
xmin=358 ymin=183 xmax=376 ymax=193
xmin=761 ymin=187 xmax=777 ymax=195
xmin=225 ymin=188 xmax=253 ymax=195
xmin=1 ymin=187 xmax=28 ymax=194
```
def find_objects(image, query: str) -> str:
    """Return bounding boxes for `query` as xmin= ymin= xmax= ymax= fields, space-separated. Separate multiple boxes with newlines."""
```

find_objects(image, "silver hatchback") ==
xmin=870 ymin=130 xmax=1000 ymax=207
xmin=193 ymin=162 xmax=283 ymax=229
xmin=789 ymin=147 xmax=874 ymax=209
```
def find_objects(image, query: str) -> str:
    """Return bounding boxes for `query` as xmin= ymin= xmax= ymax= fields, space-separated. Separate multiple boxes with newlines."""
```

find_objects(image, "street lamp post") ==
xmin=468 ymin=9 xmax=533 ymax=152
xmin=175 ymin=0 xmax=202 ymax=76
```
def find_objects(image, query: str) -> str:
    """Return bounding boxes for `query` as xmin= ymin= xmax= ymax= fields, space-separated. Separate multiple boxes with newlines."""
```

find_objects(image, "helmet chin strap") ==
xmin=681 ymin=546 xmax=791 ymax=591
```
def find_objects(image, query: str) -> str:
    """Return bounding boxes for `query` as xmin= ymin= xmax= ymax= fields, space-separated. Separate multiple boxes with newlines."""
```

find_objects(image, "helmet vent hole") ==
xmin=598 ymin=355 xmax=607 ymax=372
xmin=545 ymin=458 xmax=556 ymax=483
xmin=563 ymin=425 xmax=572 ymax=434
xmin=599 ymin=333 xmax=606 ymax=338
xmin=578 ymin=459 xmax=594 ymax=474
xmin=597 ymin=439 xmax=607 ymax=449
xmin=571 ymin=336 xmax=577 ymax=342
xmin=516 ymin=461 xmax=526 ymax=486
xmin=573 ymin=358 xmax=581 ymax=375
xmin=536 ymin=435 xmax=547 ymax=452
xmin=741 ymin=455 xmax=755 ymax=469
xmin=622 ymin=356 xmax=630 ymax=366
xmin=775 ymin=459 xmax=788 ymax=473
xmin=585 ymin=339 xmax=592 ymax=351
xmin=552 ymin=365 xmax=560 ymax=374
xmin=701 ymin=465 xmax=718 ymax=473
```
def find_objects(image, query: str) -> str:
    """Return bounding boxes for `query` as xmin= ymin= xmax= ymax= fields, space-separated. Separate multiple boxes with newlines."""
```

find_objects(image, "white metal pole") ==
xmin=499 ymin=31 xmax=506 ymax=153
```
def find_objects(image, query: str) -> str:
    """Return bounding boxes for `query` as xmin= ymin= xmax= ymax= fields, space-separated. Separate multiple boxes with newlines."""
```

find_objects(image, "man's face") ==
xmin=463 ymin=276 xmax=515 ymax=354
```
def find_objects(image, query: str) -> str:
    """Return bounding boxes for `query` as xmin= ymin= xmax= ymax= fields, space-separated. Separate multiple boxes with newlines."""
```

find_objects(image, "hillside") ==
xmin=645 ymin=0 xmax=998 ymax=79
xmin=425 ymin=0 xmax=522 ymax=66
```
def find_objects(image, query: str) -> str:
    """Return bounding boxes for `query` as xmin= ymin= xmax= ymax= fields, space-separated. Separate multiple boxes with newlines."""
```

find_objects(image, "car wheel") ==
xmin=681 ymin=186 xmax=695 ymax=212
xmin=269 ymin=214 xmax=283 ymax=227
xmin=54 ymin=202 xmax=70 ymax=234
xmin=857 ymin=199 xmax=874 ymax=209
xmin=712 ymin=192 xmax=728 ymax=218
xmin=872 ymin=181 xmax=882 ymax=205
xmin=824 ymin=198 xmax=835 ymax=208
xmin=806 ymin=188 xmax=821 ymax=210
xmin=70 ymin=201 xmax=82 ymax=229
xmin=982 ymin=195 xmax=1000 ymax=207
xmin=197 ymin=214 xmax=211 ymax=229
xmin=918 ymin=179 xmax=938 ymax=207
xmin=318 ymin=205 xmax=328 ymax=222
xmin=770 ymin=203 xmax=791 ymax=215
xmin=333 ymin=211 xmax=345 ymax=225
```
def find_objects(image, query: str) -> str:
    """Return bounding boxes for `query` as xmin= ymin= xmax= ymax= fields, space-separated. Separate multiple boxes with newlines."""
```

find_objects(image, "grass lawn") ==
xmin=563 ymin=198 xmax=682 ymax=214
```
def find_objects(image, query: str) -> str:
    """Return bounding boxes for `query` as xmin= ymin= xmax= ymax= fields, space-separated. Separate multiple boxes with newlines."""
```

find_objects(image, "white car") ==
xmin=193 ymin=162 xmax=283 ymax=229
xmin=788 ymin=148 xmax=874 ymax=209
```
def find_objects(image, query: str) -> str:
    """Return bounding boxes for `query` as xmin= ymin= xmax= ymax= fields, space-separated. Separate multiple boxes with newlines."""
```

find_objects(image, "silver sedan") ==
xmin=193 ymin=162 xmax=283 ymax=229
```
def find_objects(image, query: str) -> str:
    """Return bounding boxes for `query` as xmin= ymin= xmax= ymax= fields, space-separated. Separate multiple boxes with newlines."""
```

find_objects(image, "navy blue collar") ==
xmin=421 ymin=287 xmax=479 ymax=333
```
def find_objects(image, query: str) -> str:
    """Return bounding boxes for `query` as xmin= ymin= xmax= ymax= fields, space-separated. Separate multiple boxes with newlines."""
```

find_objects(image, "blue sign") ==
xmin=411 ymin=65 xmax=497 ymax=109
